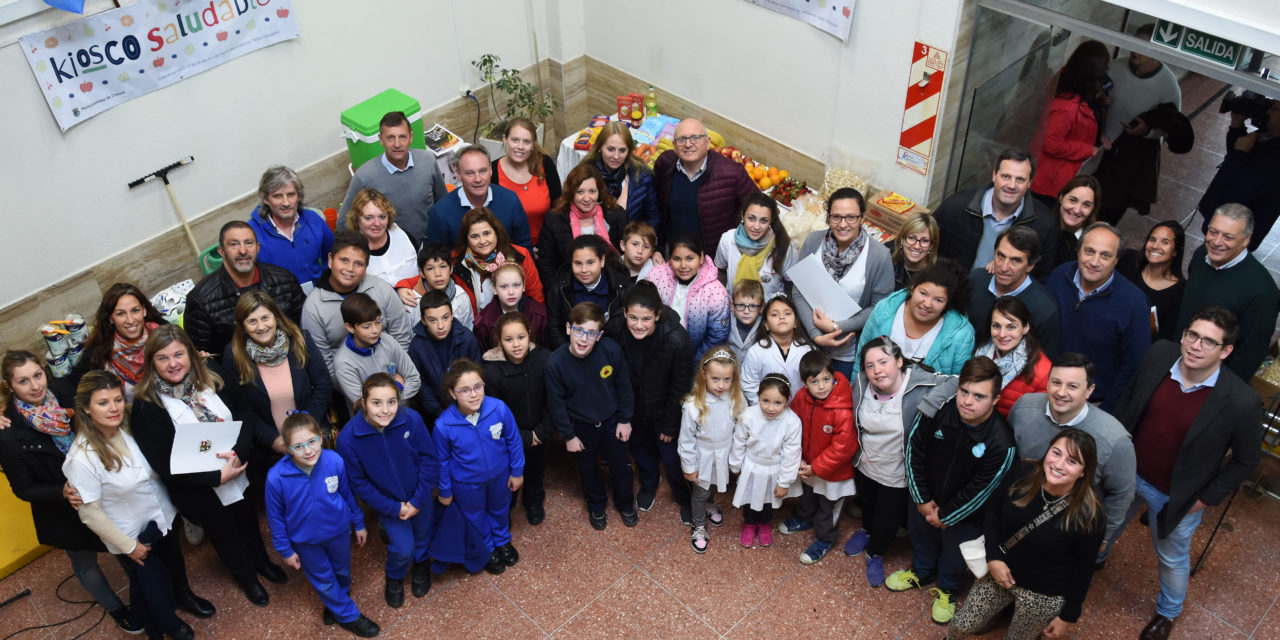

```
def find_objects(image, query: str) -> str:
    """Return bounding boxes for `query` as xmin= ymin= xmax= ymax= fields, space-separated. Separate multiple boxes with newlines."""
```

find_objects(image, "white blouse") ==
xmin=63 ymin=430 xmax=178 ymax=555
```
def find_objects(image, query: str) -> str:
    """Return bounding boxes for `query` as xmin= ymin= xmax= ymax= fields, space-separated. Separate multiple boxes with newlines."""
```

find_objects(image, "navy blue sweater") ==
xmin=407 ymin=321 xmax=482 ymax=420
xmin=424 ymin=185 xmax=532 ymax=250
xmin=545 ymin=338 xmax=635 ymax=436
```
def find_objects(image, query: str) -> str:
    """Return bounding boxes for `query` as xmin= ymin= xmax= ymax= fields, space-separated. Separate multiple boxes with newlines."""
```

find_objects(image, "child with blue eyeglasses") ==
xmin=265 ymin=412 xmax=378 ymax=637
xmin=546 ymin=302 xmax=636 ymax=531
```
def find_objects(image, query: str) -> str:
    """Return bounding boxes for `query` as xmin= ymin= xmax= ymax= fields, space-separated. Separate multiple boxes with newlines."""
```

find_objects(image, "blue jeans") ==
xmin=832 ymin=359 xmax=856 ymax=382
xmin=1103 ymin=476 xmax=1203 ymax=618
xmin=906 ymin=506 xmax=981 ymax=591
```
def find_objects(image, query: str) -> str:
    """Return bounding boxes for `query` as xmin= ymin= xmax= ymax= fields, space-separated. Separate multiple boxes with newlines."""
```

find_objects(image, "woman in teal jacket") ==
xmin=857 ymin=260 xmax=974 ymax=375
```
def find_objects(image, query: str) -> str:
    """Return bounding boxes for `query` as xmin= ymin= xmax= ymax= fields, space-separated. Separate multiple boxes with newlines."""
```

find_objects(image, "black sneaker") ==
xmin=636 ymin=489 xmax=656 ymax=512
xmin=525 ymin=503 xmax=546 ymax=525
xmin=242 ymin=581 xmax=269 ymax=607
xmin=338 ymin=614 xmax=381 ymax=638
xmin=484 ymin=550 xmax=507 ymax=575
xmin=384 ymin=576 xmax=404 ymax=608
xmin=174 ymin=591 xmax=215 ymax=618
xmin=411 ymin=562 xmax=432 ymax=597
xmin=107 ymin=606 xmax=144 ymax=635
xmin=323 ymin=608 xmax=336 ymax=625
xmin=497 ymin=542 xmax=520 ymax=566
xmin=620 ymin=510 xmax=639 ymax=527
xmin=679 ymin=504 xmax=693 ymax=526
xmin=589 ymin=510 xmax=608 ymax=530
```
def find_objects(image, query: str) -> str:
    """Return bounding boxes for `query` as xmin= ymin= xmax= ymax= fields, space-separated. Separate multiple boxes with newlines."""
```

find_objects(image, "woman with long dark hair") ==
xmin=582 ymin=121 xmax=658 ymax=228
xmin=974 ymin=297 xmax=1050 ymax=417
xmin=73 ymin=283 xmax=168 ymax=402
xmin=1117 ymin=220 xmax=1186 ymax=341
xmin=1048 ymin=175 xmax=1102 ymax=270
xmin=1031 ymin=40 xmax=1110 ymax=208
xmin=715 ymin=192 xmax=797 ymax=300
xmin=536 ymin=163 xmax=629 ymax=283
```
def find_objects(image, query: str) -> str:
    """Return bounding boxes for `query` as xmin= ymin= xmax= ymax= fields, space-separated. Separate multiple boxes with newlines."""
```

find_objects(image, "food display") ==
xmin=769 ymin=177 xmax=810 ymax=207
xmin=876 ymin=191 xmax=915 ymax=214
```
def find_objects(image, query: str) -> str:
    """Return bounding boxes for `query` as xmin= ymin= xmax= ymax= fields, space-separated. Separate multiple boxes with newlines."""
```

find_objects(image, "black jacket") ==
xmin=907 ymin=393 xmax=1017 ymax=527
xmin=482 ymin=345 xmax=555 ymax=447
xmin=1114 ymin=340 xmax=1262 ymax=539
xmin=219 ymin=331 xmax=333 ymax=457
xmin=184 ymin=263 xmax=305 ymax=358
xmin=933 ymin=183 xmax=1058 ymax=281
xmin=967 ymin=269 xmax=1061 ymax=356
xmin=131 ymin=391 xmax=252 ymax=521
xmin=0 ymin=385 xmax=104 ymax=551
xmin=545 ymin=263 xmax=631 ymax=349
xmin=605 ymin=306 xmax=695 ymax=438
xmin=535 ymin=206 xmax=630 ymax=285
xmin=1198 ymin=126 xmax=1280 ymax=249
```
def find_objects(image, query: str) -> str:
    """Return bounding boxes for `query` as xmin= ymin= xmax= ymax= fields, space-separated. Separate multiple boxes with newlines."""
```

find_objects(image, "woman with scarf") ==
xmin=131 ymin=325 xmax=286 ymax=608
xmin=974 ymin=297 xmax=1050 ymax=417
xmin=792 ymin=188 xmax=896 ymax=380
xmin=72 ymin=283 xmax=168 ymax=402
xmin=222 ymin=291 xmax=332 ymax=485
xmin=715 ymin=192 xmax=797 ymax=300
xmin=0 ymin=351 xmax=143 ymax=634
xmin=581 ymin=121 xmax=659 ymax=229
xmin=536 ymin=164 xmax=629 ymax=285
xmin=452 ymin=207 xmax=544 ymax=318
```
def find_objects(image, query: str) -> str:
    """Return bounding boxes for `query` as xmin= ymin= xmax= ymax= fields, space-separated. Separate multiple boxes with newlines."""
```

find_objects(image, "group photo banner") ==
xmin=21 ymin=0 xmax=299 ymax=132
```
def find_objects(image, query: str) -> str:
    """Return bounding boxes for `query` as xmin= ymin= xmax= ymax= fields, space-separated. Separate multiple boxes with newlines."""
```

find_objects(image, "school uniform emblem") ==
xmin=490 ymin=423 xmax=503 ymax=440
xmin=822 ymin=424 xmax=834 ymax=434
xmin=600 ymin=365 xmax=613 ymax=379
xmin=198 ymin=440 xmax=212 ymax=453
xmin=403 ymin=431 xmax=410 ymax=439
xmin=325 ymin=475 xmax=339 ymax=493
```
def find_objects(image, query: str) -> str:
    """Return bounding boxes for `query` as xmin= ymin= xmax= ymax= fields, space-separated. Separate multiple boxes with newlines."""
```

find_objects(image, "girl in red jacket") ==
xmin=974 ymin=297 xmax=1050 ymax=417
xmin=778 ymin=350 xmax=858 ymax=564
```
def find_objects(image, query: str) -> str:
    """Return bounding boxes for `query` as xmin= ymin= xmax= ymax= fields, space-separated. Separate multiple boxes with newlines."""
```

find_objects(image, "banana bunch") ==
xmin=707 ymin=129 xmax=726 ymax=148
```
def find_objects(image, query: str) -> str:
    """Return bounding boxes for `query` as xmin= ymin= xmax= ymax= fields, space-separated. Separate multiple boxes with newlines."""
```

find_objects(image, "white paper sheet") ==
xmin=170 ymin=421 xmax=242 ymax=474
xmin=786 ymin=253 xmax=862 ymax=319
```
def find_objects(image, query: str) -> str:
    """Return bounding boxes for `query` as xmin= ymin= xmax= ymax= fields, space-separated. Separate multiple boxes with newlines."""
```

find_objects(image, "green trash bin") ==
xmin=340 ymin=89 xmax=426 ymax=171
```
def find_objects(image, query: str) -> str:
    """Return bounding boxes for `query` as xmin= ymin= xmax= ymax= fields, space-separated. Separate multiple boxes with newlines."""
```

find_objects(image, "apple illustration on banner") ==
xmin=118 ymin=72 xmax=130 ymax=82
xmin=153 ymin=57 xmax=164 ymax=67
xmin=247 ymin=20 xmax=256 ymax=30
xmin=843 ymin=6 xmax=850 ymax=17
xmin=36 ymin=60 xmax=47 ymax=72
xmin=80 ymin=81 xmax=92 ymax=93
xmin=52 ymin=97 xmax=63 ymax=109
xmin=83 ymin=25 xmax=93 ymax=37
xmin=216 ymin=31 xmax=228 ymax=41
xmin=184 ymin=44 xmax=195 ymax=55
xmin=277 ymin=8 xmax=289 ymax=18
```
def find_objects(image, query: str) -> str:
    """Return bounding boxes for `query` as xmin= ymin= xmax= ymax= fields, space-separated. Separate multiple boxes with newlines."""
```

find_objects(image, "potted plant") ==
xmin=471 ymin=53 xmax=558 ymax=153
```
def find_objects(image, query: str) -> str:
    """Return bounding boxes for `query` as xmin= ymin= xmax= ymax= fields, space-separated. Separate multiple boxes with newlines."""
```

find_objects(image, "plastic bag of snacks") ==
xmin=151 ymin=279 xmax=195 ymax=325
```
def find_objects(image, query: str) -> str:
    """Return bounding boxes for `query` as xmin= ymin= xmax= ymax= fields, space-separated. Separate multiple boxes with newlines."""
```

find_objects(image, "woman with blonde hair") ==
xmin=890 ymin=212 xmax=939 ymax=292
xmin=131 ymin=325 xmax=284 ymax=607
xmin=492 ymin=117 xmax=561 ymax=243
xmin=347 ymin=188 xmax=420 ymax=288
xmin=582 ymin=120 xmax=658 ymax=228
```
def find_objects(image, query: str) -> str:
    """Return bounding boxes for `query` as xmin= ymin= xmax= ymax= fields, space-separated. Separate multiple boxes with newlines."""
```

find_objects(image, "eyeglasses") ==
xmin=569 ymin=325 xmax=603 ymax=340
xmin=733 ymin=303 xmax=761 ymax=312
xmin=673 ymin=134 xmax=707 ymax=146
xmin=452 ymin=381 xmax=485 ymax=396
xmin=828 ymin=214 xmax=864 ymax=225
xmin=288 ymin=437 xmax=322 ymax=453
xmin=1181 ymin=329 xmax=1223 ymax=350
xmin=902 ymin=235 xmax=932 ymax=247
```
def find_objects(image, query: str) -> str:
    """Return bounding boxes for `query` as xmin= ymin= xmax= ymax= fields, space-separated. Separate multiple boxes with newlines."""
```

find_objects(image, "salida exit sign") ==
xmin=1150 ymin=19 xmax=1244 ymax=69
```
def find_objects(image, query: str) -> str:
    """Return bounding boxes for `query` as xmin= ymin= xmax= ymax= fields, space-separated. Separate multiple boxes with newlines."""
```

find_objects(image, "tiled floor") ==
xmin=2 ymin=450 xmax=1279 ymax=639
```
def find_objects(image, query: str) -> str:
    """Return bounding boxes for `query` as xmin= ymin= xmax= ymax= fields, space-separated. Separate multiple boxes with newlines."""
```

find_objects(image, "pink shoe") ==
xmin=757 ymin=524 xmax=774 ymax=547
xmin=739 ymin=524 xmax=756 ymax=547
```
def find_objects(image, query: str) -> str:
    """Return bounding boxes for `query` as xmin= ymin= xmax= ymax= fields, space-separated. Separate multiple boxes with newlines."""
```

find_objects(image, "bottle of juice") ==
xmin=645 ymin=86 xmax=658 ymax=117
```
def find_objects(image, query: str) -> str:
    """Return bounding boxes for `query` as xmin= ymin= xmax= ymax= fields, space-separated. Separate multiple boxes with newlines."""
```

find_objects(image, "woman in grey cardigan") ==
xmin=792 ymin=188 xmax=895 ymax=379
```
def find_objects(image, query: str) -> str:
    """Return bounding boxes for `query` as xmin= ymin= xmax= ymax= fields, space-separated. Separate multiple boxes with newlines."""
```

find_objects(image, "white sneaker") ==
xmin=183 ymin=518 xmax=205 ymax=545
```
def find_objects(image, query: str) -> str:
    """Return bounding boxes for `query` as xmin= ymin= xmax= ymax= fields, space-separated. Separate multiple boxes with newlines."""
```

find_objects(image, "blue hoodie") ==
xmin=408 ymin=320 xmax=482 ymax=419
xmin=336 ymin=407 xmax=439 ymax=518
xmin=433 ymin=396 xmax=525 ymax=498
xmin=264 ymin=449 xmax=364 ymax=558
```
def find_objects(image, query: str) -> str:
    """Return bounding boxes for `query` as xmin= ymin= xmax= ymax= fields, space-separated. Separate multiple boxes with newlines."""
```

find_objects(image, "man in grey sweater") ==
xmin=338 ymin=111 xmax=449 ymax=241
xmin=1007 ymin=352 xmax=1136 ymax=553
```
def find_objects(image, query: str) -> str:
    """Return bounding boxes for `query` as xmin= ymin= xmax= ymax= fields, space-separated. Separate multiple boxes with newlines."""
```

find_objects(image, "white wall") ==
xmin=0 ymin=0 xmax=578 ymax=307
xmin=582 ymin=0 xmax=963 ymax=198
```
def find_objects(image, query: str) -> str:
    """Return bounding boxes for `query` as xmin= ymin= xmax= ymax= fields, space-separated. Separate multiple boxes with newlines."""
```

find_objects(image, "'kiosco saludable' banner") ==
xmin=21 ymin=0 xmax=299 ymax=132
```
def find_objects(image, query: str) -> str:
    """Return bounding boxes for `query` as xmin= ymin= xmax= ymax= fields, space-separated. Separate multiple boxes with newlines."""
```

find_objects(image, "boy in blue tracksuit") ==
xmin=433 ymin=359 xmax=525 ymax=575
xmin=265 ymin=413 xmax=379 ymax=638
xmin=336 ymin=373 xmax=439 ymax=609
xmin=546 ymin=302 xmax=637 ymax=530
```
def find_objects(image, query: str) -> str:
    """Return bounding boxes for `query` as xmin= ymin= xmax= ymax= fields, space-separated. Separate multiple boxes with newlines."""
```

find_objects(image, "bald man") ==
xmin=652 ymin=118 xmax=758 ymax=257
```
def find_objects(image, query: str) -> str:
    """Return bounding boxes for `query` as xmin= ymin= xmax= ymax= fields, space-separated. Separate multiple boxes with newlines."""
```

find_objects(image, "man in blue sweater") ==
xmin=425 ymin=146 xmax=532 ymax=250
xmin=1047 ymin=223 xmax=1151 ymax=411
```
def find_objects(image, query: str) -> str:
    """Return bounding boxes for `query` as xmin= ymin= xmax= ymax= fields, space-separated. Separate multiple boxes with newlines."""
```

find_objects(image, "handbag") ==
xmin=959 ymin=494 xmax=1071 ymax=579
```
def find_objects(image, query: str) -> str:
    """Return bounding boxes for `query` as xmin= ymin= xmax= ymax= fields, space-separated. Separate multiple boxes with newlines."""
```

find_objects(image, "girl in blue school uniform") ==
xmin=433 ymin=359 xmax=526 ymax=575
xmin=265 ymin=412 xmax=379 ymax=637
xmin=335 ymin=373 xmax=439 ymax=609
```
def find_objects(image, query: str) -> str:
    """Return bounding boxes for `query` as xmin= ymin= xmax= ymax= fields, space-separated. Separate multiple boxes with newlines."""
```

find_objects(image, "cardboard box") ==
xmin=866 ymin=189 xmax=930 ymax=237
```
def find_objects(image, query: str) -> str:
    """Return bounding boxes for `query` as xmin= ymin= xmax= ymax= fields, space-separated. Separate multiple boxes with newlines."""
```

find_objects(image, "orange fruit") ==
xmin=779 ymin=169 xmax=789 ymax=179
xmin=759 ymin=177 xmax=774 ymax=190
xmin=767 ymin=167 xmax=780 ymax=178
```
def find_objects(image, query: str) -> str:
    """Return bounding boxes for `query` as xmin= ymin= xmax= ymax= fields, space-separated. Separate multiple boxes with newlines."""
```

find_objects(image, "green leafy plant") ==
xmin=472 ymin=53 xmax=560 ymax=140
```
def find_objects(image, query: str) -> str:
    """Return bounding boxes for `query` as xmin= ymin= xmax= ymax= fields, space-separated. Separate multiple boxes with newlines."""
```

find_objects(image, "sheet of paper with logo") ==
xmin=786 ymin=253 xmax=861 ymax=320
xmin=170 ymin=421 xmax=248 ymax=505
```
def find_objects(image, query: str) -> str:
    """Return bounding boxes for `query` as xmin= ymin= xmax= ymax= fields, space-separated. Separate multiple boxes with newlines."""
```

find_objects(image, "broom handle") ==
xmin=164 ymin=181 xmax=202 ymax=258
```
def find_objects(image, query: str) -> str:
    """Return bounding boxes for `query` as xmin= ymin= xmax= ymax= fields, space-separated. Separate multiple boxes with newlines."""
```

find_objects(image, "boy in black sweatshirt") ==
xmin=888 ymin=356 xmax=1016 ymax=626
xmin=546 ymin=302 xmax=636 ymax=530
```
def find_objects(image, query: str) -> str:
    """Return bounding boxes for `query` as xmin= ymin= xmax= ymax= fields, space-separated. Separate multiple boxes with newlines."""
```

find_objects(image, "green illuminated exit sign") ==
xmin=1150 ymin=20 xmax=1244 ymax=69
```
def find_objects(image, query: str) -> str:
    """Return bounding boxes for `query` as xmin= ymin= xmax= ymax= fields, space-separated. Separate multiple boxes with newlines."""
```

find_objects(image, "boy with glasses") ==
xmin=728 ymin=279 xmax=765 ymax=357
xmin=546 ymin=302 xmax=637 ymax=529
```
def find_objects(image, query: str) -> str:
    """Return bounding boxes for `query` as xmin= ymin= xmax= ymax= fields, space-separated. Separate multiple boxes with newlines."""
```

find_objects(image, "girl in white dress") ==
xmin=678 ymin=346 xmax=744 ymax=554
xmin=740 ymin=295 xmax=813 ymax=404
xmin=729 ymin=373 xmax=802 ymax=549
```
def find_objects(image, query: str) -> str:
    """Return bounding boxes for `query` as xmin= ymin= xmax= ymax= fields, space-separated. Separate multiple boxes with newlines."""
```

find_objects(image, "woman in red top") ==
xmin=975 ymin=297 xmax=1049 ymax=417
xmin=1030 ymin=40 xmax=1109 ymax=207
xmin=492 ymin=117 xmax=561 ymax=244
